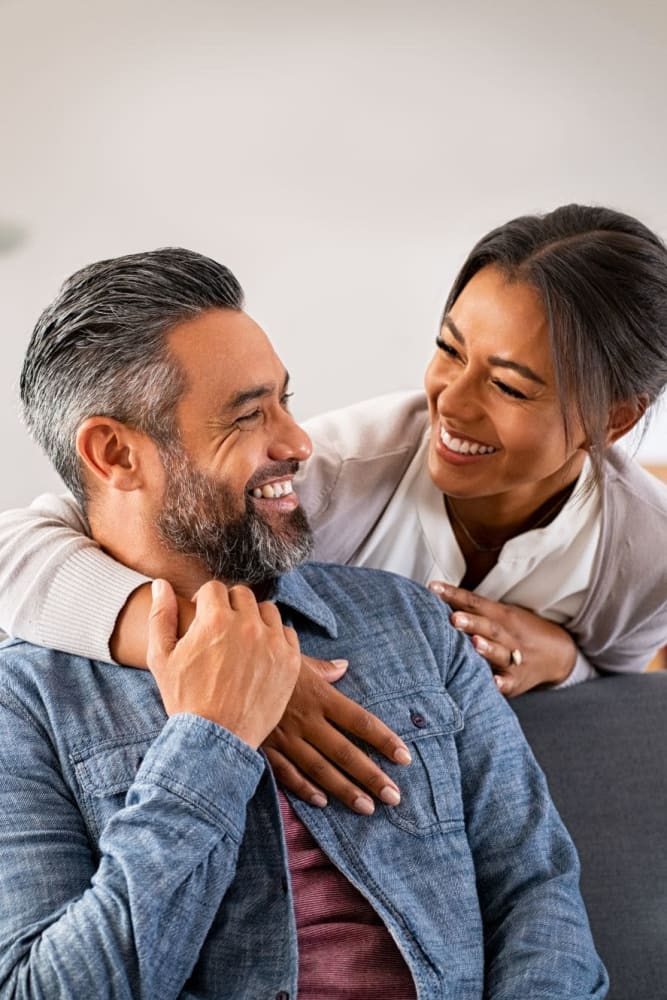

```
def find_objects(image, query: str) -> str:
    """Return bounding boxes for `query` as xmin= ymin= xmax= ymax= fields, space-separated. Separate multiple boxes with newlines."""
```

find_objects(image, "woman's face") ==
xmin=424 ymin=264 xmax=587 ymax=504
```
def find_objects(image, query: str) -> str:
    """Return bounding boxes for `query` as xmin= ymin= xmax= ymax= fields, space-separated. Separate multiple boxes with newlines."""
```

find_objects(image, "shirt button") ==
xmin=410 ymin=711 xmax=427 ymax=729
xmin=275 ymin=992 xmax=289 ymax=1000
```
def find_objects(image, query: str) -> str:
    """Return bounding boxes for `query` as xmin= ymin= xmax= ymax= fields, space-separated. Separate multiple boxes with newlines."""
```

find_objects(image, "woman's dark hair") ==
xmin=443 ymin=204 xmax=667 ymax=485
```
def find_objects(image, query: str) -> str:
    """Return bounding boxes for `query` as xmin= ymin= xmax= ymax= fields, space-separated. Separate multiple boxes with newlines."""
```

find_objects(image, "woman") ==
xmin=2 ymin=203 xmax=667 ymax=807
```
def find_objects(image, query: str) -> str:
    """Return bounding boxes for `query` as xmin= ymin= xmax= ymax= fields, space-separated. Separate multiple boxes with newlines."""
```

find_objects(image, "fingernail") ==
xmin=379 ymin=785 xmax=401 ymax=806
xmin=453 ymin=614 xmax=469 ymax=629
xmin=310 ymin=793 xmax=328 ymax=808
xmin=151 ymin=579 xmax=165 ymax=600
xmin=474 ymin=637 xmax=489 ymax=653
xmin=330 ymin=659 xmax=348 ymax=668
xmin=394 ymin=747 xmax=412 ymax=765
xmin=494 ymin=675 xmax=505 ymax=691
xmin=352 ymin=796 xmax=375 ymax=816
xmin=428 ymin=581 xmax=447 ymax=594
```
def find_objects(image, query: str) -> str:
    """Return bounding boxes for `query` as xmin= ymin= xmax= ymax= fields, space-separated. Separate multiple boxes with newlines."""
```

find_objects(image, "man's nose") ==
xmin=268 ymin=412 xmax=312 ymax=462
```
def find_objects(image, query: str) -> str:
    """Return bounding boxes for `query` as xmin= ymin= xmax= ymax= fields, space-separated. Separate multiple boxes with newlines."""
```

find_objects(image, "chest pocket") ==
xmin=364 ymin=687 xmax=465 ymax=837
xmin=70 ymin=732 xmax=162 ymax=841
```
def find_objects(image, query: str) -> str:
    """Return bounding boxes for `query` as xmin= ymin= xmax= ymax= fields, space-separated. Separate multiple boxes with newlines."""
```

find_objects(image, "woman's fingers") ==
xmin=429 ymin=581 xmax=496 ymax=617
xmin=263 ymin=744 xmax=329 ymax=808
xmin=262 ymin=653 xmax=412 ymax=812
xmin=450 ymin=609 xmax=509 ymax=647
xmin=299 ymin=657 xmax=412 ymax=766
xmin=470 ymin=633 xmax=513 ymax=669
xmin=266 ymin=731 xmax=399 ymax=815
xmin=301 ymin=654 xmax=349 ymax=684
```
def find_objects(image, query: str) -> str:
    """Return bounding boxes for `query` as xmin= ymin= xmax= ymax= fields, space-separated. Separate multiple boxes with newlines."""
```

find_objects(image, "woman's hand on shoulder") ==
xmin=428 ymin=582 xmax=577 ymax=697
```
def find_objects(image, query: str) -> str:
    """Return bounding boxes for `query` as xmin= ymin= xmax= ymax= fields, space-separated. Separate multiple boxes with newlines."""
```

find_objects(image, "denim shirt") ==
xmin=0 ymin=563 xmax=607 ymax=999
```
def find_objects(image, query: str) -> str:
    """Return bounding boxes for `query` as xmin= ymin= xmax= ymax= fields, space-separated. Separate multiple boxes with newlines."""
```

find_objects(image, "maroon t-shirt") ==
xmin=278 ymin=792 xmax=417 ymax=999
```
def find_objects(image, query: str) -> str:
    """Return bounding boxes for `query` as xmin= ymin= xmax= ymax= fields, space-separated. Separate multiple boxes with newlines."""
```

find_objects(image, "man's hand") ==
xmin=428 ymin=581 xmax=577 ymax=696
xmin=264 ymin=656 xmax=412 ymax=814
xmin=147 ymin=578 xmax=301 ymax=749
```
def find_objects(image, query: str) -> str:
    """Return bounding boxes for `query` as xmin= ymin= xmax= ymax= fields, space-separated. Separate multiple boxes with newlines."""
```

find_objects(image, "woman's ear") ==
xmin=605 ymin=394 xmax=650 ymax=445
xmin=76 ymin=417 xmax=149 ymax=492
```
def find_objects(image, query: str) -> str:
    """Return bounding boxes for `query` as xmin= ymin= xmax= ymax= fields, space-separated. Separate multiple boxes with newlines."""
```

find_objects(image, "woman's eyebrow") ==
xmin=488 ymin=355 xmax=546 ymax=385
xmin=443 ymin=315 xmax=465 ymax=345
xmin=442 ymin=316 xmax=545 ymax=386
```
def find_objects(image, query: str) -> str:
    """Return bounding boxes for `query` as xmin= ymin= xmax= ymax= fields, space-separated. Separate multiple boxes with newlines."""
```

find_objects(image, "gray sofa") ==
xmin=512 ymin=673 xmax=667 ymax=1000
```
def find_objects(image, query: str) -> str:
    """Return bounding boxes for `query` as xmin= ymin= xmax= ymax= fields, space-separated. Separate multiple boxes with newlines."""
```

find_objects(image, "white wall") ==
xmin=1 ymin=0 xmax=666 ymax=508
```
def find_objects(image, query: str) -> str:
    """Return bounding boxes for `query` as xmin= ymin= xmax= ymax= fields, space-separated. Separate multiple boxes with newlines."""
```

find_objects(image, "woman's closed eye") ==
xmin=492 ymin=379 xmax=528 ymax=400
xmin=435 ymin=336 xmax=461 ymax=360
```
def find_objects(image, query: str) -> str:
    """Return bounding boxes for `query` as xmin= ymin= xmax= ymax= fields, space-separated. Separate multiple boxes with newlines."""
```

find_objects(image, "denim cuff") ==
xmin=135 ymin=713 xmax=265 ymax=843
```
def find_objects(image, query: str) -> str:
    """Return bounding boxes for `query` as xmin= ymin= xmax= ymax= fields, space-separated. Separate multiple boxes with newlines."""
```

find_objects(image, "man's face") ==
xmin=154 ymin=308 xmax=314 ymax=585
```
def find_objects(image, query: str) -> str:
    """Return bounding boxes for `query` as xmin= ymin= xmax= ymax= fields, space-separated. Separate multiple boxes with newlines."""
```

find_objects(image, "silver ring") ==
xmin=510 ymin=648 xmax=523 ymax=667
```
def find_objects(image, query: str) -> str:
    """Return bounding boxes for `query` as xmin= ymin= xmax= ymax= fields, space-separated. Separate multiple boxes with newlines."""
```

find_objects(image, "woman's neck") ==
xmin=446 ymin=460 xmax=586 ymax=589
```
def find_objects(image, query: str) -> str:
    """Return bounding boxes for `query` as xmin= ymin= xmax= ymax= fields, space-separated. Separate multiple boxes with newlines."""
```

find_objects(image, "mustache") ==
xmin=245 ymin=461 xmax=301 ymax=492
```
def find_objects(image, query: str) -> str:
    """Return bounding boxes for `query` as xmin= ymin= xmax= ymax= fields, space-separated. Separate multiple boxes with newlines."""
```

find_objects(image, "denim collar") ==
xmin=268 ymin=566 xmax=338 ymax=639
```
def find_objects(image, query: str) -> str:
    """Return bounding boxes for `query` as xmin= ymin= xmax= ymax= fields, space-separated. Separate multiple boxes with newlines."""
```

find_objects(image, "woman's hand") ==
xmin=263 ymin=655 xmax=412 ymax=815
xmin=428 ymin=582 xmax=577 ymax=697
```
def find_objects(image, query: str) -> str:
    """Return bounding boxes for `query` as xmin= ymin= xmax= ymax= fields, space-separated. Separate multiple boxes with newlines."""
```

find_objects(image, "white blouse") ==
xmin=351 ymin=430 xmax=602 ymax=685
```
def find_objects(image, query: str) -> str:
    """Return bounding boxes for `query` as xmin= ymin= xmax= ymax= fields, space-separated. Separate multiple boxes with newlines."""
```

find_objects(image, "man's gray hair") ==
xmin=20 ymin=247 xmax=244 ymax=506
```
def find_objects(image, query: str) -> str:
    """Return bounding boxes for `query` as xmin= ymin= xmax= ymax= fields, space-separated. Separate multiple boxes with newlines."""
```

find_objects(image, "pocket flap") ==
xmin=363 ymin=686 xmax=463 ymax=742
xmin=70 ymin=732 xmax=161 ymax=798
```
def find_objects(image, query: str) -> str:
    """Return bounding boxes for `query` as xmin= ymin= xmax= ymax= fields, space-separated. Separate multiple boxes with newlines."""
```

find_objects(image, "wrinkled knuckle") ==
xmin=353 ymin=711 xmax=378 ymax=742
xmin=201 ymin=580 xmax=228 ymax=602
xmin=307 ymin=759 xmax=327 ymax=782
xmin=488 ymin=622 xmax=502 ymax=641
xmin=204 ymin=607 xmax=228 ymax=631
xmin=243 ymin=620 xmax=264 ymax=644
xmin=333 ymin=743 xmax=358 ymax=771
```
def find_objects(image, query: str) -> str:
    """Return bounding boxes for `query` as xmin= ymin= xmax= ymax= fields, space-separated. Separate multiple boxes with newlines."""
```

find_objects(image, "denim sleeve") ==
xmin=0 ymin=704 xmax=264 ymax=999
xmin=423 ymin=597 xmax=609 ymax=999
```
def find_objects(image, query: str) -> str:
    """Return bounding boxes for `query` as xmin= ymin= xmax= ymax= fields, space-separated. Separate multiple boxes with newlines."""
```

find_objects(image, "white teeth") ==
xmin=251 ymin=480 xmax=294 ymax=499
xmin=440 ymin=428 xmax=496 ymax=455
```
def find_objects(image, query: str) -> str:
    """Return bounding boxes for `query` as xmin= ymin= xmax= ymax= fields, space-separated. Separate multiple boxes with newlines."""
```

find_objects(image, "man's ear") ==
xmin=605 ymin=394 xmax=650 ymax=445
xmin=76 ymin=417 xmax=151 ymax=492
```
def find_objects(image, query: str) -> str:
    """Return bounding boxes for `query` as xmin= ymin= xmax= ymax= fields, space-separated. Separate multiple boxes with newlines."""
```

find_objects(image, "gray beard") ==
xmin=155 ymin=446 xmax=313 ymax=586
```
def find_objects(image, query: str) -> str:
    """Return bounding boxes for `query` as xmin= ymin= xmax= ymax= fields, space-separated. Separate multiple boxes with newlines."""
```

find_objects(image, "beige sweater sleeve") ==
xmin=0 ymin=493 xmax=150 ymax=662
xmin=0 ymin=392 xmax=427 ymax=662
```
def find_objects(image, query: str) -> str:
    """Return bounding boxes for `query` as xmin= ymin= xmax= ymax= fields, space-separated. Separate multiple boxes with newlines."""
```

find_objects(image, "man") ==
xmin=0 ymin=249 xmax=606 ymax=998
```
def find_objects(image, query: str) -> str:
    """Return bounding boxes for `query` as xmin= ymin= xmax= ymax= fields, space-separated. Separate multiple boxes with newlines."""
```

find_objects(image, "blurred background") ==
xmin=1 ymin=0 xmax=666 ymax=507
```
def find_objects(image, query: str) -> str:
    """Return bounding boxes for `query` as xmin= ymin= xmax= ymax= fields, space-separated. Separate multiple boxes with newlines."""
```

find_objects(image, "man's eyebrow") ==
xmin=224 ymin=371 xmax=290 ymax=412
xmin=442 ymin=316 xmax=546 ymax=386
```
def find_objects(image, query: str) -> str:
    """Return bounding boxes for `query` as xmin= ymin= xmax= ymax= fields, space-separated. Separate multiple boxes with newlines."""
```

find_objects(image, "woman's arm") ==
xmin=0 ymin=493 xmax=150 ymax=662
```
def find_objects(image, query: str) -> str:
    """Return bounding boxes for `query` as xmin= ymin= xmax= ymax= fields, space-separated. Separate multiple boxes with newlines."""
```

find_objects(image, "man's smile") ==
xmin=250 ymin=477 xmax=295 ymax=500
